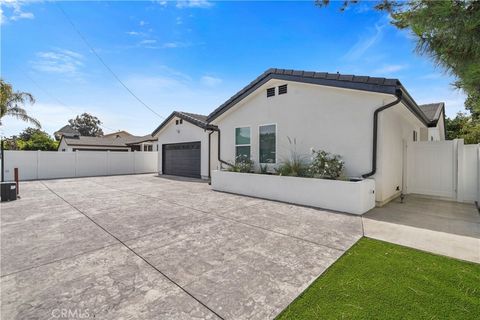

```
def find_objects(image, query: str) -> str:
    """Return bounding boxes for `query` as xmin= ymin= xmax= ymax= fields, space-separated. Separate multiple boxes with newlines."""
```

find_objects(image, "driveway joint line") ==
xmin=91 ymin=180 xmax=348 ymax=253
xmin=40 ymin=181 xmax=225 ymax=320
xmin=0 ymin=242 xmax=121 ymax=278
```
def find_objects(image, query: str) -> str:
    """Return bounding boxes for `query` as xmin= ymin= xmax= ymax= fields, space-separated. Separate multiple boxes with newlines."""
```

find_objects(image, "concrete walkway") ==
xmin=1 ymin=174 xmax=362 ymax=320
xmin=363 ymin=195 xmax=480 ymax=263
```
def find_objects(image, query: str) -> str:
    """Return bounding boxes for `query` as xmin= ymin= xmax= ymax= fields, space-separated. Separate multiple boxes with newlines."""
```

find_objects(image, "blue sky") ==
xmin=1 ymin=0 xmax=466 ymax=137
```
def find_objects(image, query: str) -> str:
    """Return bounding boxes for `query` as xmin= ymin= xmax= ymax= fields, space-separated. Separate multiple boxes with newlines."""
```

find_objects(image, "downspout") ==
xmin=209 ymin=127 xmax=234 ymax=168
xmin=362 ymin=90 xmax=403 ymax=178
xmin=207 ymin=130 xmax=213 ymax=180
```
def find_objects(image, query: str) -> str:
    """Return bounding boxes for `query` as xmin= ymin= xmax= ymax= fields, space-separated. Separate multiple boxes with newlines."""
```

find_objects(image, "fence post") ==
xmin=133 ymin=150 xmax=136 ymax=174
xmin=455 ymin=139 xmax=464 ymax=202
xmin=36 ymin=150 xmax=40 ymax=180
xmin=478 ymin=144 xmax=480 ymax=205
xmin=106 ymin=150 xmax=110 ymax=176
xmin=75 ymin=150 xmax=78 ymax=177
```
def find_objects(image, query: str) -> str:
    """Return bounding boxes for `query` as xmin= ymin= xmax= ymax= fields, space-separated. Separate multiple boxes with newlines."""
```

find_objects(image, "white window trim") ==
xmin=234 ymin=126 xmax=251 ymax=160
xmin=258 ymin=123 xmax=277 ymax=164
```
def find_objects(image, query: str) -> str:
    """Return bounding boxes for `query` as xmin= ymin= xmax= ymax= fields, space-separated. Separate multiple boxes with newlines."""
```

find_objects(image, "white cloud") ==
xmin=162 ymin=41 xmax=189 ymax=48
xmin=343 ymin=17 xmax=388 ymax=61
xmin=139 ymin=20 xmax=146 ymax=26
xmin=373 ymin=64 xmax=408 ymax=75
xmin=176 ymin=17 xmax=183 ymax=25
xmin=126 ymin=31 xmax=143 ymax=36
xmin=139 ymin=39 xmax=157 ymax=45
xmin=1 ymin=0 xmax=35 ymax=24
xmin=31 ymin=49 xmax=84 ymax=76
xmin=176 ymin=0 xmax=213 ymax=9
xmin=200 ymin=75 xmax=222 ymax=87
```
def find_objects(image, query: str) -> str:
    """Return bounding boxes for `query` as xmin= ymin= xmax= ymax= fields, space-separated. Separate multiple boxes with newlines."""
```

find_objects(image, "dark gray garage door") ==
xmin=162 ymin=142 xmax=201 ymax=178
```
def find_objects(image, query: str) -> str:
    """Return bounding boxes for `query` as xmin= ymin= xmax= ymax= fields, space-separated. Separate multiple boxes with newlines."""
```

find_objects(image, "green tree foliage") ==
xmin=0 ymin=79 xmax=41 ymax=128
xmin=317 ymin=0 xmax=480 ymax=116
xmin=68 ymin=113 xmax=104 ymax=137
xmin=4 ymin=127 xmax=58 ymax=151
xmin=445 ymin=113 xmax=480 ymax=144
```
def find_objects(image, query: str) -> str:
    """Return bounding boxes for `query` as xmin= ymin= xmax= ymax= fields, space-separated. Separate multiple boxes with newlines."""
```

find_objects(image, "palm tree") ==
xmin=0 ymin=79 xmax=41 ymax=128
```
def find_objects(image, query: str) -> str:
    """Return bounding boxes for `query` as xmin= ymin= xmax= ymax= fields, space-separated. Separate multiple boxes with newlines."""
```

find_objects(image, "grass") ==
xmin=276 ymin=238 xmax=480 ymax=320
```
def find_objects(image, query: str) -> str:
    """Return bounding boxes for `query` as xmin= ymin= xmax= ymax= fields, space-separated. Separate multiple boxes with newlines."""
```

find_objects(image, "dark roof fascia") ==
xmin=397 ymin=86 xmax=432 ymax=127
xmin=151 ymin=111 xmax=215 ymax=136
xmin=125 ymin=138 xmax=157 ymax=145
xmin=63 ymin=142 xmax=131 ymax=148
xmin=207 ymin=72 xmax=400 ymax=122
xmin=206 ymin=69 xmax=435 ymax=128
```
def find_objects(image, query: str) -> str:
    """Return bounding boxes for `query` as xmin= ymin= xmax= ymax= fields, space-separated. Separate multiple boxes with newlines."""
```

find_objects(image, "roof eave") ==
xmin=207 ymin=72 xmax=399 ymax=122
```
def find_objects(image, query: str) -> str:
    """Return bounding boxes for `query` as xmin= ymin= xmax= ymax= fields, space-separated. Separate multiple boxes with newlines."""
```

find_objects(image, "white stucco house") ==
xmin=152 ymin=111 xmax=214 ymax=179
xmin=154 ymin=68 xmax=446 ymax=208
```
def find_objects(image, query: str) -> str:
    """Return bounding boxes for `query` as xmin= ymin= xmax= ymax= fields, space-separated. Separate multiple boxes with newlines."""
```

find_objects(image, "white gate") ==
xmin=406 ymin=139 xmax=479 ymax=203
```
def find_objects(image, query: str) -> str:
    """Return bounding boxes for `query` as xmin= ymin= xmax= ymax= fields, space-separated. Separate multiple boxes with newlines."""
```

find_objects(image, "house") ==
xmin=57 ymin=130 xmax=157 ymax=152
xmin=53 ymin=125 xmax=80 ymax=141
xmin=155 ymin=68 xmax=446 ymax=206
xmin=152 ymin=111 xmax=215 ymax=179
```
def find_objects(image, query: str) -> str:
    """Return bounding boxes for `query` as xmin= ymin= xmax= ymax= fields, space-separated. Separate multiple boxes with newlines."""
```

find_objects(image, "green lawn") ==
xmin=277 ymin=238 xmax=480 ymax=320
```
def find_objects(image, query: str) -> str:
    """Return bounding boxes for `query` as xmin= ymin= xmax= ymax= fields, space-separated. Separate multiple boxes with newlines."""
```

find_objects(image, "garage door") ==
xmin=162 ymin=142 xmax=201 ymax=178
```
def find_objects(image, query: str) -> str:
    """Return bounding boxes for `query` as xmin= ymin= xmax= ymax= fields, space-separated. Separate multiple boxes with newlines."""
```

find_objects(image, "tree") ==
xmin=18 ymin=127 xmax=44 ymax=141
xmin=445 ymin=112 xmax=480 ymax=144
xmin=4 ymin=127 xmax=59 ymax=151
xmin=0 ymin=79 xmax=41 ymax=128
xmin=317 ymin=1 xmax=480 ymax=116
xmin=68 ymin=113 xmax=104 ymax=137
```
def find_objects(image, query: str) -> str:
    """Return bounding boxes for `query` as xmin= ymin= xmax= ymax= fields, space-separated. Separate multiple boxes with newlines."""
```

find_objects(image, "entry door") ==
xmin=162 ymin=142 xmax=201 ymax=178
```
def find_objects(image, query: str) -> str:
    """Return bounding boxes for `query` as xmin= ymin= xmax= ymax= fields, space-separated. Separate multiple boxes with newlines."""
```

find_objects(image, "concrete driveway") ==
xmin=1 ymin=174 xmax=362 ymax=320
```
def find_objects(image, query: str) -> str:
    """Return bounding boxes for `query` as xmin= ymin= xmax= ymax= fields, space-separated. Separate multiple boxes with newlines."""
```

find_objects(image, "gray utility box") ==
xmin=0 ymin=182 xmax=17 ymax=202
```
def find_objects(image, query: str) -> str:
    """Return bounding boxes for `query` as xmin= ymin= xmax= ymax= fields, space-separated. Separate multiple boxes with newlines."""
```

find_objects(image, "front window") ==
xmin=235 ymin=127 xmax=251 ymax=161
xmin=259 ymin=124 xmax=276 ymax=163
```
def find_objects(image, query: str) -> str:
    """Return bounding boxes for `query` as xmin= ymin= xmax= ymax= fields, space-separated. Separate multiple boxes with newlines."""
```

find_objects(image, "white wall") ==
xmin=212 ymin=170 xmax=376 ymax=215
xmin=405 ymin=140 xmax=479 ymax=203
xmin=376 ymin=104 xmax=425 ymax=203
xmin=2 ymin=150 xmax=157 ymax=181
xmin=462 ymin=144 xmax=479 ymax=202
xmin=156 ymin=116 xmax=210 ymax=179
xmin=427 ymin=110 xmax=445 ymax=141
xmin=406 ymin=140 xmax=456 ymax=199
xmin=210 ymin=79 xmax=428 ymax=204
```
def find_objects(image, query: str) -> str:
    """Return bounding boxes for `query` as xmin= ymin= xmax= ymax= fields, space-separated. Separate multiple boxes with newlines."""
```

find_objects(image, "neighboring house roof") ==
xmin=103 ymin=130 xmax=134 ymax=138
xmin=62 ymin=136 xmax=133 ymax=148
xmin=54 ymin=125 xmax=80 ymax=137
xmin=151 ymin=111 xmax=214 ymax=136
xmin=206 ymin=68 xmax=437 ymax=127
xmin=61 ymin=134 xmax=156 ymax=149
xmin=418 ymin=103 xmax=445 ymax=124
xmin=124 ymin=134 xmax=157 ymax=145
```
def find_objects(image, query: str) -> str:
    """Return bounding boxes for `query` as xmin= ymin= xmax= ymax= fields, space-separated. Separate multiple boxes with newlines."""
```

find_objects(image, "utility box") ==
xmin=0 ymin=182 xmax=17 ymax=202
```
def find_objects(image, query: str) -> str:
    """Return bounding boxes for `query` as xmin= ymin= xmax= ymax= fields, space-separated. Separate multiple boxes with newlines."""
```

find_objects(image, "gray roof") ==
xmin=55 ymin=125 xmax=79 ymax=136
xmin=151 ymin=111 xmax=212 ymax=136
xmin=206 ymin=68 xmax=435 ymax=126
xmin=63 ymin=134 xmax=155 ymax=148
xmin=124 ymin=134 xmax=156 ymax=145
xmin=418 ymin=103 xmax=444 ymax=122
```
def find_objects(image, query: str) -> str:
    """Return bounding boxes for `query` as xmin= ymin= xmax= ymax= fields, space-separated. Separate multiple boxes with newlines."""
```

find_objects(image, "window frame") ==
xmin=234 ymin=126 xmax=251 ymax=161
xmin=258 ymin=123 xmax=277 ymax=164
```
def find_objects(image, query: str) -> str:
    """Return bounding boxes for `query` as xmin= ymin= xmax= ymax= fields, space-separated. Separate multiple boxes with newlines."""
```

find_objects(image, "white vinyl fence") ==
xmin=2 ymin=150 xmax=158 ymax=181
xmin=406 ymin=139 xmax=479 ymax=203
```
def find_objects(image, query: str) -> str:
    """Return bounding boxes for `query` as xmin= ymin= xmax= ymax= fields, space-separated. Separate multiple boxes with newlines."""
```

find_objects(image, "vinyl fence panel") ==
xmin=2 ymin=150 xmax=157 ymax=181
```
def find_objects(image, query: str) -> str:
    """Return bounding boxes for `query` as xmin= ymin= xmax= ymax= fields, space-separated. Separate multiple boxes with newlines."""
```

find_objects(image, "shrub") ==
xmin=309 ymin=149 xmax=344 ymax=179
xmin=275 ymin=137 xmax=310 ymax=177
xmin=228 ymin=155 xmax=254 ymax=173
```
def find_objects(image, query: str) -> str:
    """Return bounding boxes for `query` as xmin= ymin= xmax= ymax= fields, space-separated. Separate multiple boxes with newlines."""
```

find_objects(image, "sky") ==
xmin=0 ymin=0 xmax=467 ymax=137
